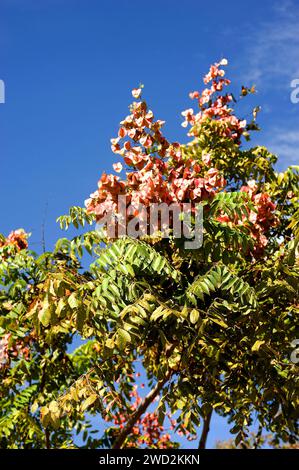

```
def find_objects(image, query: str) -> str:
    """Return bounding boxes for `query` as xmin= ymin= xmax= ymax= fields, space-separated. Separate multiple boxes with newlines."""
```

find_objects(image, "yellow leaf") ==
xmin=81 ymin=394 xmax=98 ymax=412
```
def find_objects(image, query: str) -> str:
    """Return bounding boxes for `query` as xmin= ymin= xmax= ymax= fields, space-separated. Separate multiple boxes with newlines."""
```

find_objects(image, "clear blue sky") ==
xmin=1 ymin=0 xmax=298 ymax=448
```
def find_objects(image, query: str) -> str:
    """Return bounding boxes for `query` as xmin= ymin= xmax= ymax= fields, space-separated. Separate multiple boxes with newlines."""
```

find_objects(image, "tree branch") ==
xmin=112 ymin=369 xmax=172 ymax=449
xmin=198 ymin=410 xmax=212 ymax=449
xmin=45 ymin=429 xmax=51 ymax=449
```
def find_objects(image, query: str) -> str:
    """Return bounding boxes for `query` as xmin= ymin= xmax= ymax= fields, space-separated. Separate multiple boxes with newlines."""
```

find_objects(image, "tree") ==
xmin=0 ymin=59 xmax=298 ymax=449
xmin=216 ymin=433 xmax=299 ymax=449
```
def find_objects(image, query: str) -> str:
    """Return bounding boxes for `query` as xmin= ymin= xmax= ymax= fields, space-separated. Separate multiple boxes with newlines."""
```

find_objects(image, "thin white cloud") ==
xmin=261 ymin=129 xmax=299 ymax=164
xmin=240 ymin=0 xmax=299 ymax=89
xmin=235 ymin=0 xmax=299 ymax=167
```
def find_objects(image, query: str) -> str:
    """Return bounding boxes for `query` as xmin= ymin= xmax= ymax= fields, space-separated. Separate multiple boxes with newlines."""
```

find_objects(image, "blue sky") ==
xmin=1 ymin=0 xmax=299 ymax=448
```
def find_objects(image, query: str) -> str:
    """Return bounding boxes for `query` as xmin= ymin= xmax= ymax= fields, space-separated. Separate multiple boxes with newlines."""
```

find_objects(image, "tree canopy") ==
xmin=0 ymin=59 xmax=298 ymax=449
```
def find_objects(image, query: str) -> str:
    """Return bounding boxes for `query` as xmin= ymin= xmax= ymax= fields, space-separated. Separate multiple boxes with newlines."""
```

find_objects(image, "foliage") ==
xmin=216 ymin=433 xmax=299 ymax=449
xmin=0 ymin=60 xmax=298 ymax=449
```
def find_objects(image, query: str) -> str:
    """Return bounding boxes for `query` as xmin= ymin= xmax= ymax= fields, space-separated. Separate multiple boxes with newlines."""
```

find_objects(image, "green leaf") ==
xmin=38 ymin=300 xmax=52 ymax=327
xmin=210 ymin=317 xmax=228 ymax=329
xmin=252 ymin=340 xmax=265 ymax=352
xmin=68 ymin=293 xmax=79 ymax=309
xmin=190 ymin=309 xmax=199 ymax=324
xmin=116 ymin=328 xmax=131 ymax=351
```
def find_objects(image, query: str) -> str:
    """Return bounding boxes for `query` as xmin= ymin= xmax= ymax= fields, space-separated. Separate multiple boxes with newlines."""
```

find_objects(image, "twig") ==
xmin=41 ymin=201 xmax=48 ymax=253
